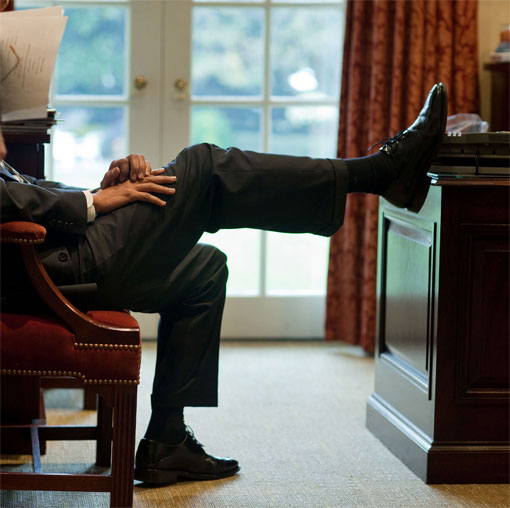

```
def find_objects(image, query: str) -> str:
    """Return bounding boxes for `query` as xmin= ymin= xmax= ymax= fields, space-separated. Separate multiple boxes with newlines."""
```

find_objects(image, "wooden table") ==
xmin=3 ymin=130 xmax=50 ymax=180
xmin=366 ymin=174 xmax=509 ymax=483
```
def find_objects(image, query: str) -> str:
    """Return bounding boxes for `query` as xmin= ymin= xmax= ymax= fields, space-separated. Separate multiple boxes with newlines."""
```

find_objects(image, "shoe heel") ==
xmin=407 ymin=171 xmax=431 ymax=213
xmin=134 ymin=467 xmax=178 ymax=484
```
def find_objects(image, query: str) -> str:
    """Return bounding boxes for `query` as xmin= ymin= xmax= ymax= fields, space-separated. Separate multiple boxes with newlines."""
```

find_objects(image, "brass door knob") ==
xmin=174 ymin=78 xmax=187 ymax=91
xmin=174 ymin=78 xmax=188 ymax=100
xmin=134 ymin=75 xmax=148 ymax=90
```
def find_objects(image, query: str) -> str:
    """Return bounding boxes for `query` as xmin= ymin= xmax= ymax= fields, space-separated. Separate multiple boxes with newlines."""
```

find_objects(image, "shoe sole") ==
xmin=406 ymin=84 xmax=448 ymax=213
xmin=134 ymin=465 xmax=240 ymax=485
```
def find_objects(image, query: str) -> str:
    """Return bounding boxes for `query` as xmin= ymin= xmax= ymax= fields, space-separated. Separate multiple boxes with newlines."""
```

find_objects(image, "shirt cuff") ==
xmin=83 ymin=190 xmax=96 ymax=223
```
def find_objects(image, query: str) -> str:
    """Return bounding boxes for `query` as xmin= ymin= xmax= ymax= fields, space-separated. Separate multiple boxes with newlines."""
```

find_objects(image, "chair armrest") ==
xmin=1 ymin=221 xmax=139 ymax=345
xmin=0 ymin=221 xmax=46 ymax=244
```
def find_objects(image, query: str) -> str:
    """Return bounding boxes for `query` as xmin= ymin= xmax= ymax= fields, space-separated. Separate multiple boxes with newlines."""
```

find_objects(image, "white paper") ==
xmin=0 ymin=6 xmax=65 ymax=18
xmin=0 ymin=7 xmax=67 ymax=121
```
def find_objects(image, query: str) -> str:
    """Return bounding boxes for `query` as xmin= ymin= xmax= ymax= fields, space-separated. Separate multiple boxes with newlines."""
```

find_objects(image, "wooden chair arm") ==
xmin=1 ymin=221 xmax=139 ymax=345
xmin=0 ymin=221 xmax=46 ymax=244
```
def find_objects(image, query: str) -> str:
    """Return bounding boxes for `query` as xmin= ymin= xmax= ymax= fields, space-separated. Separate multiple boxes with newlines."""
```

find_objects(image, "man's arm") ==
xmin=92 ymin=175 xmax=176 ymax=214
xmin=1 ymin=126 xmax=175 ymax=230
xmin=1 ymin=171 xmax=176 ymax=230
xmin=1 ymin=178 xmax=89 ymax=235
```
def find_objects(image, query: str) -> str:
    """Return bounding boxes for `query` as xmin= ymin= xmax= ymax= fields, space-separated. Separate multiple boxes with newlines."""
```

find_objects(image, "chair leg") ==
xmin=83 ymin=388 xmax=98 ymax=410
xmin=96 ymin=395 xmax=113 ymax=467
xmin=30 ymin=422 xmax=42 ymax=473
xmin=110 ymin=385 xmax=137 ymax=508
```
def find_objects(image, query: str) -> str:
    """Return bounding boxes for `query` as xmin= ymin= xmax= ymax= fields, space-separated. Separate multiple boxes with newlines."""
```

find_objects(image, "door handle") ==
xmin=174 ymin=78 xmax=188 ymax=100
xmin=134 ymin=75 xmax=148 ymax=90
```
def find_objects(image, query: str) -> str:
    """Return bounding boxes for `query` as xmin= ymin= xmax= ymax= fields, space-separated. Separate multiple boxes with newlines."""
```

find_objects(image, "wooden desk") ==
xmin=366 ymin=177 xmax=509 ymax=483
xmin=3 ymin=131 xmax=50 ymax=180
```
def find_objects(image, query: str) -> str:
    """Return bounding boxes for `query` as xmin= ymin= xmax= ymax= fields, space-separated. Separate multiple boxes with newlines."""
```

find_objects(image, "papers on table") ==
xmin=0 ymin=6 xmax=67 ymax=122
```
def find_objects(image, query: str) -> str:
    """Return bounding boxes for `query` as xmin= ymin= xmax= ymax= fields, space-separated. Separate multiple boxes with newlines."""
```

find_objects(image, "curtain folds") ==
xmin=326 ymin=0 xmax=479 ymax=352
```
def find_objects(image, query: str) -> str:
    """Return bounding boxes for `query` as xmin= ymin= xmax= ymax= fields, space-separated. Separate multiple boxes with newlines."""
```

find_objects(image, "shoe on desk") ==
xmin=381 ymin=82 xmax=448 ymax=213
xmin=134 ymin=429 xmax=240 ymax=484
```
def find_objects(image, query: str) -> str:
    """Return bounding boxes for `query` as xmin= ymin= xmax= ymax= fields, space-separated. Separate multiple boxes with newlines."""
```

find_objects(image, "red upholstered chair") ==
xmin=0 ymin=221 xmax=142 ymax=508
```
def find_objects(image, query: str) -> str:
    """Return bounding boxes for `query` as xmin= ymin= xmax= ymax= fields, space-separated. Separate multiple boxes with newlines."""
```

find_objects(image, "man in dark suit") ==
xmin=1 ymin=83 xmax=447 ymax=484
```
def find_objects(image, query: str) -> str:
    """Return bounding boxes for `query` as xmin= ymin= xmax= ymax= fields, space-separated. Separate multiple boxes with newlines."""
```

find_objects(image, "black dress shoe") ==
xmin=134 ymin=430 xmax=240 ymax=484
xmin=381 ymin=83 xmax=448 ymax=212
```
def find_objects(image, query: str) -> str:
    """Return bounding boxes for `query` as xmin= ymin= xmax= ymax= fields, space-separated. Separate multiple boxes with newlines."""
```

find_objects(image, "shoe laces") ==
xmin=185 ymin=425 xmax=205 ymax=449
xmin=368 ymin=129 xmax=413 ymax=153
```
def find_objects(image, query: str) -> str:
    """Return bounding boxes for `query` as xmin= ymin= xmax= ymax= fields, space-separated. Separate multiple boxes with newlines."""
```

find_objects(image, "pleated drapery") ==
xmin=326 ymin=0 xmax=479 ymax=352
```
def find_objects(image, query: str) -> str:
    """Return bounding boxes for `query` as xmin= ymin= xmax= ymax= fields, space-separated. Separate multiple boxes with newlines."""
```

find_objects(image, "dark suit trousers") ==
xmin=77 ymin=144 xmax=348 ymax=409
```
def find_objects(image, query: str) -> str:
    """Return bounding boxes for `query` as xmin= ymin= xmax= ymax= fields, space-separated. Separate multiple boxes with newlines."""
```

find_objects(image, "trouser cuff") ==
xmin=151 ymin=391 xmax=218 ymax=409
xmin=320 ymin=158 xmax=348 ymax=236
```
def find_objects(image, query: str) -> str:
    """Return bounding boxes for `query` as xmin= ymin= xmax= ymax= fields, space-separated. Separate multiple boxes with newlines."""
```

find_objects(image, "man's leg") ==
xmin=150 ymin=244 xmax=228 ymax=410
xmin=82 ymin=143 xmax=348 ymax=309
xmin=126 ymin=244 xmax=239 ymax=484
xmin=83 ymin=83 xmax=447 ymax=303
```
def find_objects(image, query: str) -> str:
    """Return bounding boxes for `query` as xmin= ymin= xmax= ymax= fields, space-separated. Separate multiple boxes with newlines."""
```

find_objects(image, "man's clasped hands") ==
xmin=0 ymin=128 xmax=174 ymax=216
xmin=92 ymin=154 xmax=176 ymax=214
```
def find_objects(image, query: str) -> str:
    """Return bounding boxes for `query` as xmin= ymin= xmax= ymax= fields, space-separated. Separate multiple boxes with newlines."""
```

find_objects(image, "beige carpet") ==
xmin=1 ymin=341 xmax=509 ymax=508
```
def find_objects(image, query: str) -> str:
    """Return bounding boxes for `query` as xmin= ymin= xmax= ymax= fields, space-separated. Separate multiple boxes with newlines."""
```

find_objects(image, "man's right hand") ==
xmin=100 ymin=153 xmax=156 ymax=189
xmin=93 ymin=173 xmax=176 ymax=214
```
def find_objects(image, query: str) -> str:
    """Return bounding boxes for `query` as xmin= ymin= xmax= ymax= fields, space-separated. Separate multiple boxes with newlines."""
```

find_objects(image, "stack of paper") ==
xmin=0 ymin=6 xmax=67 ymax=122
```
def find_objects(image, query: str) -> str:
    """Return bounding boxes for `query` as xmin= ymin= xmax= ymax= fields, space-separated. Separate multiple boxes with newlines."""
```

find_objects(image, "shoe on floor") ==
xmin=134 ymin=428 xmax=240 ymax=484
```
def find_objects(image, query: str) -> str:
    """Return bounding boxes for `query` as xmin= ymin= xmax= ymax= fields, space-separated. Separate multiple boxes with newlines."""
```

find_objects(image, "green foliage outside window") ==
xmin=56 ymin=7 xmax=126 ymax=96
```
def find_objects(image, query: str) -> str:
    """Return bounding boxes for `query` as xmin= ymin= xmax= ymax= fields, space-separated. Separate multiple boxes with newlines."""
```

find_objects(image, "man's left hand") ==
xmin=101 ymin=153 xmax=158 ymax=189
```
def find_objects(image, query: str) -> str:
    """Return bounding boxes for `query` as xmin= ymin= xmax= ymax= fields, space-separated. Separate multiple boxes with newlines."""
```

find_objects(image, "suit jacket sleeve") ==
xmin=0 ymin=177 xmax=88 ymax=235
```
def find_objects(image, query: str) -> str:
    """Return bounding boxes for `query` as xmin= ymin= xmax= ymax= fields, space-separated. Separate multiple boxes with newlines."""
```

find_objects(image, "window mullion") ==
xmin=263 ymin=0 xmax=271 ymax=154
xmin=259 ymin=0 xmax=272 ymax=297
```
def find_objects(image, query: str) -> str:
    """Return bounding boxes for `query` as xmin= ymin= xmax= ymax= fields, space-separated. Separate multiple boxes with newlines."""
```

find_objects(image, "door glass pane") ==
xmin=270 ymin=7 xmax=342 ymax=99
xmin=55 ymin=7 xmax=127 ymax=96
xmin=201 ymin=230 xmax=261 ymax=296
xmin=266 ymin=232 xmax=329 ymax=295
xmin=270 ymin=106 xmax=339 ymax=157
xmin=192 ymin=7 xmax=264 ymax=97
xmin=191 ymin=106 xmax=262 ymax=151
xmin=52 ymin=106 xmax=126 ymax=188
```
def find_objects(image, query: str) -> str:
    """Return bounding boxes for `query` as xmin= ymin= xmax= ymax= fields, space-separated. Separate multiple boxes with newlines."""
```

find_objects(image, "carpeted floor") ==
xmin=1 ymin=341 xmax=509 ymax=508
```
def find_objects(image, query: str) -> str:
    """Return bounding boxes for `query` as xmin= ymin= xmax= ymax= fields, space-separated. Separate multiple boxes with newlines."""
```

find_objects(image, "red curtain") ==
xmin=326 ymin=0 xmax=479 ymax=353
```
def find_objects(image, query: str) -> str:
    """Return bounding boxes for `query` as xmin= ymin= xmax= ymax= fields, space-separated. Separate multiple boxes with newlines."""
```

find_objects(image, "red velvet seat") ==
xmin=0 ymin=221 xmax=142 ymax=508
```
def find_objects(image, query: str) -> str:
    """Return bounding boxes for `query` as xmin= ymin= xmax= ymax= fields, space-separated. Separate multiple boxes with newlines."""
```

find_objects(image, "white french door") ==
xmin=16 ymin=0 xmax=164 ymax=185
xmin=17 ymin=0 xmax=345 ymax=339
xmin=163 ymin=0 xmax=346 ymax=337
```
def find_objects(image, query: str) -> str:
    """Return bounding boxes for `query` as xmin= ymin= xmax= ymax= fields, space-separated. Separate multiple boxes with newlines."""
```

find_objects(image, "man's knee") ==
xmin=171 ymin=143 xmax=212 ymax=170
xmin=197 ymin=244 xmax=228 ymax=287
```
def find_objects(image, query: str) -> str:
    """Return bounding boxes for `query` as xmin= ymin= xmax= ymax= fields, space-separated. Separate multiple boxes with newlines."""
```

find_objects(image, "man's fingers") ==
xmin=127 ymin=153 xmax=146 ymax=181
xmin=94 ymin=177 xmax=176 ymax=214
xmin=108 ymin=167 xmax=120 ymax=187
xmin=116 ymin=158 xmax=130 ymax=183
xmin=137 ymin=155 xmax=146 ymax=180
xmin=136 ymin=182 xmax=176 ymax=195
xmin=100 ymin=166 xmax=120 ymax=189
xmin=114 ymin=167 xmax=121 ymax=184
xmin=135 ymin=192 xmax=167 ymax=207
xmin=109 ymin=155 xmax=160 ymax=184
xmin=144 ymin=174 xmax=176 ymax=185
